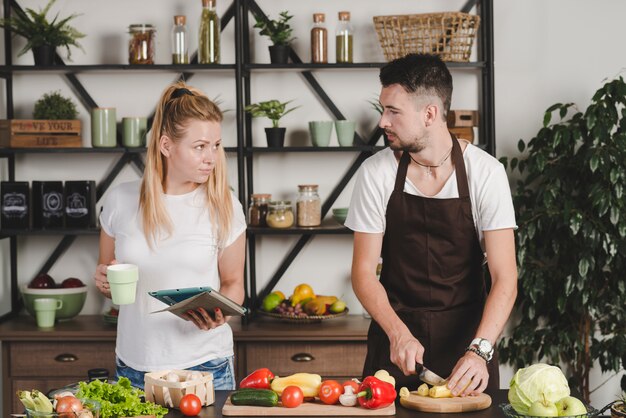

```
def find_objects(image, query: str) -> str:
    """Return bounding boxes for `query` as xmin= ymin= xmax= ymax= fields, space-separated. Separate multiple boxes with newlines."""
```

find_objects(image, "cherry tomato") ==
xmin=281 ymin=385 xmax=304 ymax=408
xmin=342 ymin=380 xmax=360 ymax=393
xmin=319 ymin=380 xmax=343 ymax=405
xmin=179 ymin=393 xmax=202 ymax=416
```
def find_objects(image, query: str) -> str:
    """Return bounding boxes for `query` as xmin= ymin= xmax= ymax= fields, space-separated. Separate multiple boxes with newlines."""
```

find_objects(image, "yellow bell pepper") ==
xmin=270 ymin=373 xmax=322 ymax=397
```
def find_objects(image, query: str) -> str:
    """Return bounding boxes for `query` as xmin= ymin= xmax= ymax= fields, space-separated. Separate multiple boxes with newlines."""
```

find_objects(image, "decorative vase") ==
xmin=32 ymin=45 xmax=56 ymax=66
xmin=265 ymin=127 xmax=286 ymax=147
xmin=268 ymin=45 xmax=290 ymax=64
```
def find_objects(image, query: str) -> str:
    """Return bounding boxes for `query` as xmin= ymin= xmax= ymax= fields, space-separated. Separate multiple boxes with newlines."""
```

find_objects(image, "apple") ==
xmin=528 ymin=398 xmax=559 ymax=417
xmin=61 ymin=277 xmax=85 ymax=288
xmin=556 ymin=396 xmax=587 ymax=416
xmin=28 ymin=273 xmax=56 ymax=289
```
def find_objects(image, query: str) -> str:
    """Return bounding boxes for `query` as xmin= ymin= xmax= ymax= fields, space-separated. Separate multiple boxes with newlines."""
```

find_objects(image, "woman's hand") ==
xmin=94 ymin=259 xmax=116 ymax=299
xmin=185 ymin=307 xmax=227 ymax=330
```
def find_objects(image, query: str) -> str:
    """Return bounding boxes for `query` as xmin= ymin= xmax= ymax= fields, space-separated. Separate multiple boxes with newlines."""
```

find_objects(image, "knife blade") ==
xmin=416 ymin=363 xmax=447 ymax=386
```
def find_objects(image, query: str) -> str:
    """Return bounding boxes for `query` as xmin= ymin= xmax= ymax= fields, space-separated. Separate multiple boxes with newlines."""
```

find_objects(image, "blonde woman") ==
xmin=94 ymin=82 xmax=246 ymax=390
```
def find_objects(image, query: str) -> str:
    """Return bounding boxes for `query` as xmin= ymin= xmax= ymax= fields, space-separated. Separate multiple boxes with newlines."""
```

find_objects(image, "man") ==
xmin=345 ymin=54 xmax=518 ymax=396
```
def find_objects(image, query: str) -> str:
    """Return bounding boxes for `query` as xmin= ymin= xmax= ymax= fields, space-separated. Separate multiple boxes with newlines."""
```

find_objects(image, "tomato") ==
xmin=281 ymin=386 xmax=304 ymax=408
xmin=319 ymin=380 xmax=343 ymax=405
xmin=179 ymin=393 xmax=202 ymax=416
xmin=342 ymin=380 xmax=360 ymax=393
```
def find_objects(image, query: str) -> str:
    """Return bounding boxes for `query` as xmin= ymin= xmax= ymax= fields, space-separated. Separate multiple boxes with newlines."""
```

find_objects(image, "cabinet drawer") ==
xmin=9 ymin=341 xmax=116 ymax=377
xmin=12 ymin=378 xmax=81 ymax=414
xmin=244 ymin=342 xmax=366 ymax=377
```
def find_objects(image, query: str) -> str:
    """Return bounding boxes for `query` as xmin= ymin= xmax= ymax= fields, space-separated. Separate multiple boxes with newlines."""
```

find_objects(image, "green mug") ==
xmin=91 ymin=107 xmax=117 ymax=147
xmin=335 ymin=120 xmax=356 ymax=147
xmin=122 ymin=117 xmax=148 ymax=147
xmin=107 ymin=264 xmax=139 ymax=305
xmin=309 ymin=121 xmax=334 ymax=147
xmin=33 ymin=297 xmax=63 ymax=328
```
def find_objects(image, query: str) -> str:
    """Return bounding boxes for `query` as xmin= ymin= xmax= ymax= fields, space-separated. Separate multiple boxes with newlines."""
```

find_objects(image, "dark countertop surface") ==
xmin=164 ymin=390 xmax=509 ymax=418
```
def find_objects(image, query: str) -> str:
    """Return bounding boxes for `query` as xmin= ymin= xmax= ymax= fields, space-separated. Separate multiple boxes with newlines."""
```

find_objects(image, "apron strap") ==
xmin=450 ymin=134 xmax=470 ymax=199
xmin=394 ymin=152 xmax=411 ymax=193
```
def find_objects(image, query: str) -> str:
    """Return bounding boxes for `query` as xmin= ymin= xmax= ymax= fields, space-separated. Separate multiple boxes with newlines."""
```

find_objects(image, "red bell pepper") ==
xmin=239 ymin=368 xmax=275 ymax=389
xmin=357 ymin=376 xmax=397 ymax=409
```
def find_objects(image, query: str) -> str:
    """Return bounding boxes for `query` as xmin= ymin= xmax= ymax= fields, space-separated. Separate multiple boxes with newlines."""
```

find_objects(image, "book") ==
xmin=149 ymin=286 xmax=247 ymax=319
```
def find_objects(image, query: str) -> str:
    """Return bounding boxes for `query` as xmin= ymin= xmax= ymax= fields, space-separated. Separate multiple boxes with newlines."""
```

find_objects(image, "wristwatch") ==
xmin=466 ymin=337 xmax=494 ymax=363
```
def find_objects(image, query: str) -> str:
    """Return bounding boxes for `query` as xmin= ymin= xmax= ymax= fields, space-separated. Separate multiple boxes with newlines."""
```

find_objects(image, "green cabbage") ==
xmin=508 ymin=363 xmax=570 ymax=415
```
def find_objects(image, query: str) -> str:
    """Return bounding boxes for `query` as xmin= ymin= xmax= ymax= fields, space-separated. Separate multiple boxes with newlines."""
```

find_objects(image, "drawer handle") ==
xmin=55 ymin=353 xmax=78 ymax=362
xmin=291 ymin=353 xmax=314 ymax=362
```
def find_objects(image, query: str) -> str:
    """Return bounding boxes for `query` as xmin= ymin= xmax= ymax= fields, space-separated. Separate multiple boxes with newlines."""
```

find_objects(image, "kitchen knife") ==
xmin=416 ymin=363 xmax=447 ymax=386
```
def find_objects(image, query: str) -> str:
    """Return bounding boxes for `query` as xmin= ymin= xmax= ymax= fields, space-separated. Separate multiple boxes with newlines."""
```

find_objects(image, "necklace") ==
xmin=409 ymin=147 xmax=453 ymax=177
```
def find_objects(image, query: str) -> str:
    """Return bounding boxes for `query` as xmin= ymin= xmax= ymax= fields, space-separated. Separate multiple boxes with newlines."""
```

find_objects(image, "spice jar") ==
xmin=311 ymin=13 xmax=327 ymax=64
xmin=248 ymin=193 xmax=271 ymax=227
xmin=336 ymin=11 xmax=353 ymax=63
xmin=296 ymin=185 xmax=321 ymax=227
xmin=129 ymin=24 xmax=156 ymax=65
xmin=266 ymin=200 xmax=294 ymax=229
xmin=171 ymin=15 xmax=189 ymax=64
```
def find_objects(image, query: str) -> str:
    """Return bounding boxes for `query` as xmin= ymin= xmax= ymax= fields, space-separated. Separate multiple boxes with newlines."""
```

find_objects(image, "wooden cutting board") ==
xmin=222 ymin=398 xmax=395 ymax=416
xmin=400 ymin=392 xmax=491 ymax=413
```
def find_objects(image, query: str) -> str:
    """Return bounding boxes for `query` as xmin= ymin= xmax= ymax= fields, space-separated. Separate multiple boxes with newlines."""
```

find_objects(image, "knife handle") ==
xmin=415 ymin=363 xmax=424 ymax=374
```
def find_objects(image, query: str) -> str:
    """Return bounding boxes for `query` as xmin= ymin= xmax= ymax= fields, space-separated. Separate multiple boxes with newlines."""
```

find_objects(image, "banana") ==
xmin=32 ymin=389 xmax=54 ymax=413
xmin=17 ymin=391 xmax=37 ymax=411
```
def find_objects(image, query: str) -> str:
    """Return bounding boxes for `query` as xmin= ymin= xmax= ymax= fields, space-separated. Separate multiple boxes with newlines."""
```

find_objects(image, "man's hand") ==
xmin=389 ymin=332 xmax=425 ymax=376
xmin=447 ymin=351 xmax=489 ymax=396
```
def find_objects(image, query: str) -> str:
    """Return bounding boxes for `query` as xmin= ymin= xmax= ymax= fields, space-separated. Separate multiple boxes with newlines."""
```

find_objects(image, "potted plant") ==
xmin=497 ymin=76 xmax=626 ymax=402
xmin=33 ymin=91 xmax=78 ymax=120
xmin=0 ymin=0 xmax=85 ymax=65
xmin=245 ymin=99 xmax=298 ymax=147
xmin=612 ymin=394 xmax=626 ymax=418
xmin=253 ymin=10 xmax=295 ymax=64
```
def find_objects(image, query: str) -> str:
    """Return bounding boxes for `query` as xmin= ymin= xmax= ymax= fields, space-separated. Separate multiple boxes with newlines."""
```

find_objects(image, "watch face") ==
xmin=479 ymin=339 xmax=492 ymax=353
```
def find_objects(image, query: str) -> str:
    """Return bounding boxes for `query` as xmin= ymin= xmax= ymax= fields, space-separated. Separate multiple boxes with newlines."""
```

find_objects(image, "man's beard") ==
xmin=386 ymin=129 xmax=425 ymax=153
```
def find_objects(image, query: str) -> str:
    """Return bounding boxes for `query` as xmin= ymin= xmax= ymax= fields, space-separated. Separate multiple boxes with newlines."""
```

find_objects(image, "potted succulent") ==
xmin=253 ymin=10 xmax=295 ymax=64
xmin=0 ymin=0 xmax=85 ymax=65
xmin=245 ymin=99 xmax=298 ymax=147
xmin=33 ymin=91 xmax=78 ymax=120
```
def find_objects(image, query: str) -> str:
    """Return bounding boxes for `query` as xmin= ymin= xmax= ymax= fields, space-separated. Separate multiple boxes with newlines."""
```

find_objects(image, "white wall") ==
xmin=0 ymin=0 xmax=623 ymax=408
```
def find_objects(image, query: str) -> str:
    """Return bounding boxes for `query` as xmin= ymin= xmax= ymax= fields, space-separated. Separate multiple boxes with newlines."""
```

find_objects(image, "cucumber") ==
xmin=230 ymin=389 xmax=278 ymax=407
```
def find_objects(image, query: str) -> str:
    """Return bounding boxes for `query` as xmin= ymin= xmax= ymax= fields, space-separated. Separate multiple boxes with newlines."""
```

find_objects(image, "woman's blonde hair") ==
xmin=140 ymin=81 xmax=233 ymax=248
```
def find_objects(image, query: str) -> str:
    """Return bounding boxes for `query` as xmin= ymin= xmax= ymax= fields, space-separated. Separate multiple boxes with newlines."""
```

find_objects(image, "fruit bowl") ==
xmin=257 ymin=307 xmax=349 ymax=324
xmin=499 ymin=403 xmax=600 ymax=418
xmin=21 ymin=285 xmax=88 ymax=321
xmin=25 ymin=398 xmax=101 ymax=418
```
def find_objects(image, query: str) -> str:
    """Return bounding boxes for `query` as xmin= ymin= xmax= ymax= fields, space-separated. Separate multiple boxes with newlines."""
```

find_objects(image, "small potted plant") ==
xmin=33 ymin=91 xmax=78 ymax=120
xmin=0 ymin=0 xmax=85 ymax=65
xmin=245 ymin=99 xmax=298 ymax=147
xmin=612 ymin=393 xmax=625 ymax=418
xmin=253 ymin=10 xmax=295 ymax=64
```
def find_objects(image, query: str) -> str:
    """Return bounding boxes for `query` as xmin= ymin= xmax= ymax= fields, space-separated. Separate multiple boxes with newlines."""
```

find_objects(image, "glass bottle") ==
xmin=248 ymin=193 xmax=271 ymax=227
xmin=198 ymin=0 xmax=220 ymax=64
xmin=128 ymin=24 xmax=156 ymax=65
xmin=296 ymin=185 xmax=321 ymax=227
xmin=171 ymin=15 xmax=189 ymax=64
xmin=336 ymin=11 xmax=353 ymax=63
xmin=266 ymin=200 xmax=294 ymax=229
xmin=310 ymin=13 xmax=327 ymax=64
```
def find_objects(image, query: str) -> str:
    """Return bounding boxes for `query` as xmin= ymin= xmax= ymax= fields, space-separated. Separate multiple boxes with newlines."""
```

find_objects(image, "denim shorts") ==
xmin=116 ymin=355 xmax=236 ymax=390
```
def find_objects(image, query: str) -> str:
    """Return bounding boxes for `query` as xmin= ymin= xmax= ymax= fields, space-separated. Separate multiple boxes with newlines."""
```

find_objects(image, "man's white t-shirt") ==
xmin=345 ymin=143 xmax=517 ymax=253
xmin=100 ymin=180 xmax=246 ymax=371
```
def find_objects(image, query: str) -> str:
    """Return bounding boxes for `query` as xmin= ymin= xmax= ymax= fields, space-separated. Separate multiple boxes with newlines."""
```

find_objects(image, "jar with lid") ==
xmin=128 ymin=24 xmax=156 ymax=65
xmin=296 ymin=185 xmax=321 ymax=227
xmin=335 ymin=11 xmax=353 ymax=63
xmin=198 ymin=0 xmax=220 ymax=64
xmin=248 ymin=193 xmax=271 ymax=227
xmin=310 ymin=13 xmax=327 ymax=64
xmin=266 ymin=200 xmax=294 ymax=229
xmin=171 ymin=15 xmax=189 ymax=64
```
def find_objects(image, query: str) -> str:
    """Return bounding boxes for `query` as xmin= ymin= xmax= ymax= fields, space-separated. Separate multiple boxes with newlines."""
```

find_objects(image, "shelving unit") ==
xmin=0 ymin=0 xmax=495 ymax=323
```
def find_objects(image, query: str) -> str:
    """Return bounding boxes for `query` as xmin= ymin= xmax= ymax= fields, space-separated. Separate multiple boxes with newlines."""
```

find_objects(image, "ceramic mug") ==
xmin=122 ymin=117 xmax=148 ymax=147
xmin=335 ymin=120 xmax=356 ymax=147
xmin=107 ymin=264 xmax=139 ymax=305
xmin=91 ymin=107 xmax=117 ymax=148
xmin=33 ymin=298 xmax=63 ymax=328
xmin=309 ymin=121 xmax=334 ymax=147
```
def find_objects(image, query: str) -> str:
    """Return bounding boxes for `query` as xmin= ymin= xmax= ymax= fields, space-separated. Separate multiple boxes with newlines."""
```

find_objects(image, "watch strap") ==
xmin=466 ymin=346 xmax=490 ymax=363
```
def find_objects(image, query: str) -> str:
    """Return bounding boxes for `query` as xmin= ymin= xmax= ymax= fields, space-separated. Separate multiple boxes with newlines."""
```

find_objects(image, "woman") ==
xmin=94 ymin=81 xmax=246 ymax=390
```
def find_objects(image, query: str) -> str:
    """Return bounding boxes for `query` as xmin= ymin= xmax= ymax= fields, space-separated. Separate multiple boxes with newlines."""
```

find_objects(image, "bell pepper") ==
xmin=270 ymin=373 xmax=322 ymax=397
xmin=239 ymin=368 xmax=275 ymax=389
xmin=357 ymin=376 xmax=397 ymax=409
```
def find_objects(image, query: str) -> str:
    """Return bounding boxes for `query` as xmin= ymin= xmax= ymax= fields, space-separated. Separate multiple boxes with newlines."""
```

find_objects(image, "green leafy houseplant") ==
xmin=0 ymin=0 xmax=85 ymax=61
xmin=498 ymin=77 xmax=626 ymax=402
xmin=253 ymin=11 xmax=295 ymax=46
xmin=33 ymin=91 xmax=78 ymax=120
xmin=245 ymin=100 xmax=298 ymax=128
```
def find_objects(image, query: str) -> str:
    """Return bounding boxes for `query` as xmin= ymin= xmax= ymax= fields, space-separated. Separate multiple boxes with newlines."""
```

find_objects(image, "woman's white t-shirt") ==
xmin=100 ymin=180 xmax=246 ymax=371
xmin=345 ymin=144 xmax=517 ymax=253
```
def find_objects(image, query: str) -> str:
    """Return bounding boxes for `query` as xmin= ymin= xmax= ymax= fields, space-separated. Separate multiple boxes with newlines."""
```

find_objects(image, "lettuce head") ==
xmin=508 ymin=363 xmax=570 ymax=415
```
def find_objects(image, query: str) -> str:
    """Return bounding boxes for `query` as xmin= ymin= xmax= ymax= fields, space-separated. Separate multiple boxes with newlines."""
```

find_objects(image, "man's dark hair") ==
xmin=379 ymin=53 xmax=453 ymax=115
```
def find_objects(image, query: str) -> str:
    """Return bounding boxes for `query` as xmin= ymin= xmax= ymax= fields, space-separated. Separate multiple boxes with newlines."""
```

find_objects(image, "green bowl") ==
xmin=333 ymin=213 xmax=348 ymax=225
xmin=21 ymin=285 xmax=88 ymax=321
xmin=332 ymin=207 xmax=349 ymax=214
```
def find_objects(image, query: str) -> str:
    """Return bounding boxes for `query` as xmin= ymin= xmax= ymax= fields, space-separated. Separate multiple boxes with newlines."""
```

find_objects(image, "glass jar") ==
xmin=248 ymin=193 xmax=271 ymax=227
xmin=128 ymin=24 xmax=156 ymax=65
xmin=171 ymin=15 xmax=189 ymax=64
xmin=336 ymin=11 xmax=353 ymax=63
xmin=311 ymin=13 xmax=327 ymax=64
xmin=198 ymin=0 xmax=220 ymax=64
xmin=296 ymin=184 xmax=321 ymax=227
xmin=266 ymin=200 xmax=294 ymax=229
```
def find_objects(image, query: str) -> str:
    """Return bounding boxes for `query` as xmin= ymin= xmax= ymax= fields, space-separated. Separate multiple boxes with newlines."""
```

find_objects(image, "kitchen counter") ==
xmin=164 ymin=390 xmax=509 ymax=417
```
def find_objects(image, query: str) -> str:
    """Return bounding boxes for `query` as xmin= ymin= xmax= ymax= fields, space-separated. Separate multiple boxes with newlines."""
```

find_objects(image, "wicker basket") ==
xmin=144 ymin=369 xmax=214 ymax=408
xmin=373 ymin=12 xmax=480 ymax=62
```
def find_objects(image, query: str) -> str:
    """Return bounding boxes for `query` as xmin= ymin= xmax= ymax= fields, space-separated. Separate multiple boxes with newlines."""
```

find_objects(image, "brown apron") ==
xmin=362 ymin=136 xmax=499 ymax=390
